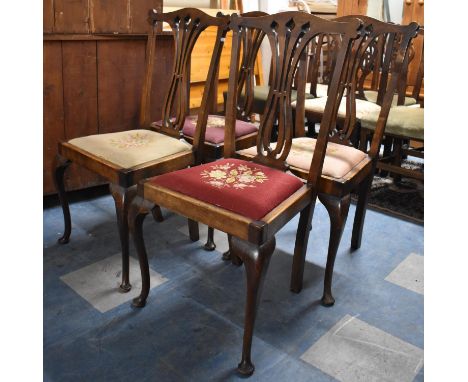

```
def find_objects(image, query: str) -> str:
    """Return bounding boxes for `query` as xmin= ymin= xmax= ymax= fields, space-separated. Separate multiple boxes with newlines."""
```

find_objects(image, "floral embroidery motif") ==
xmin=188 ymin=115 xmax=226 ymax=129
xmin=201 ymin=163 xmax=268 ymax=189
xmin=110 ymin=132 xmax=153 ymax=149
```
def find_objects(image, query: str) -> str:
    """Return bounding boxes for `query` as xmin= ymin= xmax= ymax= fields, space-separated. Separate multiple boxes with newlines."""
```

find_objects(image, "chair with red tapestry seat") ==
xmin=128 ymin=12 xmax=362 ymax=376
xmin=53 ymin=8 xmax=230 ymax=292
xmin=150 ymin=11 xmax=269 ymax=162
xmin=237 ymin=17 xmax=419 ymax=306
xmin=151 ymin=11 xmax=268 ymax=251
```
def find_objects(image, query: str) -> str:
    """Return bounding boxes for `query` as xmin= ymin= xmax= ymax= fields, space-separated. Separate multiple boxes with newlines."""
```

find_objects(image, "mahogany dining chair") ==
xmin=238 ymin=16 xmax=420 ymax=306
xmin=128 ymin=11 xmax=362 ymax=376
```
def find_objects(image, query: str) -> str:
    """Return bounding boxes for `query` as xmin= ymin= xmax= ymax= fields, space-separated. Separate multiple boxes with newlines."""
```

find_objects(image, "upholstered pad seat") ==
xmin=67 ymin=130 xmax=192 ymax=169
xmin=181 ymin=115 xmax=258 ymax=144
xmin=148 ymin=158 xmax=304 ymax=220
xmin=363 ymin=90 xmax=417 ymax=106
xmin=292 ymin=96 xmax=381 ymax=120
xmin=361 ymin=105 xmax=424 ymax=141
xmin=238 ymin=137 xmax=368 ymax=180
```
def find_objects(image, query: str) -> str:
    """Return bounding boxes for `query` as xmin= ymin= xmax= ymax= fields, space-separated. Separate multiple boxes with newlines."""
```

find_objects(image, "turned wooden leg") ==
xmin=128 ymin=195 xmax=155 ymax=308
xmin=290 ymin=204 xmax=315 ymax=293
xmin=54 ymin=154 xmax=72 ymax=244
xmin=351 ymin=174 xmax=373 ymax=251
xmin=231 ymin=236 xmax=276 ymax=376
xmin=110 ymin=184 xmax=136 ymax=293
xmin=151 ymin=205 xmax=164 ymax=222
xmin=204 ymin=226 xmax=216 ymax=251
xmin=188 ymin=219 xmax=199 ymax=242
xmin=222 ymin=235 xmax=243 ymax=265
xmin=320 ymin=193 xmax=351 ymax=307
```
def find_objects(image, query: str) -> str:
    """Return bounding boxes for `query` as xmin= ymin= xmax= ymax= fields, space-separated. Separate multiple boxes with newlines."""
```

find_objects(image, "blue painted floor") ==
xmin=44 ymin=192 xmax=423 ymax=381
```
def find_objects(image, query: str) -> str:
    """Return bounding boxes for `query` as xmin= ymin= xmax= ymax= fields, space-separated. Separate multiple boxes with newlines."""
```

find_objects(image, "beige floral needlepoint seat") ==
xmin=239 ymin=137 xmax=367 ymax=179
xmin=67 ymin=130 xmax=192 ymax=169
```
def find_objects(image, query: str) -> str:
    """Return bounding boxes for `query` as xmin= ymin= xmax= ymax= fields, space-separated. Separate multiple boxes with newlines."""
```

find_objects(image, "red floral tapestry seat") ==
xmin=149 ymin=158 xmax=304 ymax=220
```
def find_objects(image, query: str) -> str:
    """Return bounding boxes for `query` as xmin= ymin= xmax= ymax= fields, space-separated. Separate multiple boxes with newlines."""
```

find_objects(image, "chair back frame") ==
xmin=297 ymin=16 xmax=419 ymax=153
xmin=224 ymin=12 xmax=363 ymax=189
xmin=139 ymin=8 xmax=230 ymax=147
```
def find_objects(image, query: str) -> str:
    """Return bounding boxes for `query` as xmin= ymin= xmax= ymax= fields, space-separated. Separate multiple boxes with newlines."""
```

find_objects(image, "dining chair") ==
xmin=54 ymin=8 xmax=230 ymax=292
xmin=128 ymin=11 xmax=362 ymax=376
xmin=360 ymin=28 xmax=424 ymax=182
xmin=238 ymin=17 xmax=419 ymax=306
xmin=148 ymin=10 xmax=269 ymax=252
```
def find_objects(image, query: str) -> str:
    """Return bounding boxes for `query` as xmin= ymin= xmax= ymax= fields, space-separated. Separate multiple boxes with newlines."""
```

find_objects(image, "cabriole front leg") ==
xmin=231 ymin=236 xmax=276 ymax=376
xmin=128 ymin=195 xmax=154 ymax=308
xmin=54 ymin=154 xmax=72 ymax=244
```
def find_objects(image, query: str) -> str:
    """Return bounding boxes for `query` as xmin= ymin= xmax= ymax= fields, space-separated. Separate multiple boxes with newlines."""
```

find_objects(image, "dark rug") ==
xmin=353 ymin=160 xmax=424 ymax=225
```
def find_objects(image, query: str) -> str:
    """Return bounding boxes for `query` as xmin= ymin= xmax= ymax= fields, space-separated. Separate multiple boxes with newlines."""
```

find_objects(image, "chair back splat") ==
xmin=235 ymin=12 xmax=268 ymax=121
xmin=297 ymin=16 xmax=419 ymax=152
xmin=224 ymin=12 xmax=363 ymax=187
xmin=358 ymin=21 xmax=419 ymax=159
xmin=139 ymin=8 xmax=230 ymax=150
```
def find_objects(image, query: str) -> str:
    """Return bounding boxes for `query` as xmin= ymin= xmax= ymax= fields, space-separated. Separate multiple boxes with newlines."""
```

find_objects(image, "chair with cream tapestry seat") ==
xmin=238 ymin=17 xmax=419 ymax=306
xmin=54 ymin=8 xmax=231 ymax=292
xmin=128 ymin=12 xmax=362 ymax=376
